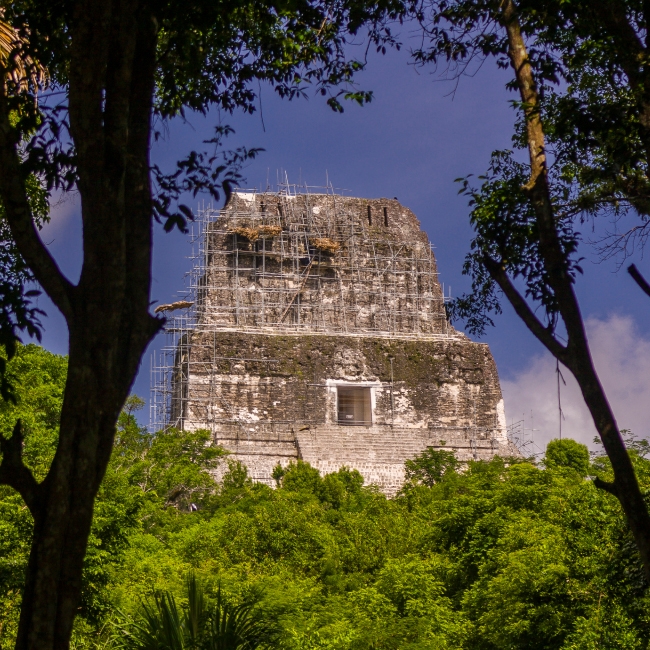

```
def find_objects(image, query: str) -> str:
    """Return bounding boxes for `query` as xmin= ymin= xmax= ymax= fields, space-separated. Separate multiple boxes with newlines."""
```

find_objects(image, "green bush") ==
xmin=545 ymin=438 xmax=590 ymax=476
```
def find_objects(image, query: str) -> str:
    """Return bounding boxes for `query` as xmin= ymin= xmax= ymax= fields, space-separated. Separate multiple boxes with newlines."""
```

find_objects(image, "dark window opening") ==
xmin=383 ymin=206 xmax=388 ymax=227
xmin=367 ymin=205 xmax=372 ymax=226
xmin=337 ymin=386 xmax=372 ymax=426
xmin=232 ymin=233 xmax=254 ymax=252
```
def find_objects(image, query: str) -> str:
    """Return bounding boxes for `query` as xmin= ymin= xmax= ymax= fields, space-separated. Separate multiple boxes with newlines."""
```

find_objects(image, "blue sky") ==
xmin=37 ymin=33 xmax=650 ymax=443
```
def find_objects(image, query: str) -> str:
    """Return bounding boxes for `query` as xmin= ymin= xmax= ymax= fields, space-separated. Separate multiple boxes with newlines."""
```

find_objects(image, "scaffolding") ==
xmin=507 ymin=417 xmax=542 ymax=458
xmin=150 ymin=181 xmax=459 ymax=432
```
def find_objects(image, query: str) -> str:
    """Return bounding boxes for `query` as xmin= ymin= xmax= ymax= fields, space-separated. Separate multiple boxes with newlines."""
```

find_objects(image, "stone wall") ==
xmin=175 ymin=331 xmax=513 ymax=493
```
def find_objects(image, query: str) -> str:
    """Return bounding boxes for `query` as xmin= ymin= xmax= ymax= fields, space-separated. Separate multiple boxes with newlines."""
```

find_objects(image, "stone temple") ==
xmin=151 ymin=187 xmax=514 ymax=494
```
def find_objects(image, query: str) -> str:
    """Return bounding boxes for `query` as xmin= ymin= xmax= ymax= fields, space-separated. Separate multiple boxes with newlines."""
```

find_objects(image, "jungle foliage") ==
xmin=2 ymin=344 xmax=650 ymax=650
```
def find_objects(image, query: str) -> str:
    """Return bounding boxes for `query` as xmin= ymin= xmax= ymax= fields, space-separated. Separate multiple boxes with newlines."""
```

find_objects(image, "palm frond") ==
xmin=0 ymin=19 xmax=47 ymax=92
xmin=204 ymin=586 xmax=273 ymax=650
xmin=185 ymin=574 xmax=209 ymax=648
xmin=114 ymin=577 xmax=273 ymax=650
xmin=113 ymin=594 xmax=187 ymax=650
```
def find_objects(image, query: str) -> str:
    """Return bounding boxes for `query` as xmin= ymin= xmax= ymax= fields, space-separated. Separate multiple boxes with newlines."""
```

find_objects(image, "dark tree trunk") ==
xmin=16 ymin=322 xmax=158 ymax=650
xmin=0 ymin=3 xmax=162 ymax=649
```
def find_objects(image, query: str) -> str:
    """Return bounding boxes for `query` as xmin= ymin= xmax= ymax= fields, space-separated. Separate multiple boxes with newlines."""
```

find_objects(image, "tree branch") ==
xmin=483 ymin=255 xmax=568 ymax=361
xmin=628 ymin=264 xmax=650 ymax=299
xmin=0 ymin=419 xmax=40 ymax=514
xmin=594 ymin=476 xmax=619 ymax=499
xmin=0 ymin=87 xmax=74 ymax=319
xmin=501 ymin=0 xmax=590 ymax=360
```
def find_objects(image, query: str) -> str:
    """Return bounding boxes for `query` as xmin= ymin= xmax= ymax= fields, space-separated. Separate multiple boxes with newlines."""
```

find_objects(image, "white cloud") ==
xmin=502 ymin=315 xmax=650 ymax=453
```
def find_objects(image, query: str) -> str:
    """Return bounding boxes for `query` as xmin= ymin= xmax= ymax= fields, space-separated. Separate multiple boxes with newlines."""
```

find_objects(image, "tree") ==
xmin=411 ymin=0 xmax=650 ymax=581
xmin=0 ymin=13 xmax=48 ymax=404
xmin=544 ymin=439 xmax=590 ymax=476
xmin=404 ymin=447 xmax=459 ymax=487
xmin=0 ymin=344 xmax=227 ymax=642
xmin=0 ymin=344 xmax=67 ymax=645
xmin=8 ymin=381 xmax=650 ymax=649
xmin=0 ymin=3 xmax=403 ymax=648
xmin=279 ymin=461 xmax=324 ymax=495
xmin=105 ymin=454 xmax=650 ymax=649
xmin=277 ymin=460 xmax=366 ymax=509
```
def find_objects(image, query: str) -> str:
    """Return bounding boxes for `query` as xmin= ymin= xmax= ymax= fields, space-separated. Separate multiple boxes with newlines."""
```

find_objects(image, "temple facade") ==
xmin=154 ymin=189 xmax=514 ymax=494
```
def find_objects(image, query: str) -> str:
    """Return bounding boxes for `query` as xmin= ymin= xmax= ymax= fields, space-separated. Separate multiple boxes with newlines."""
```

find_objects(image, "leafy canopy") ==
xmin=544 ymin=438 xmax=590 ymax=476
xmin=404 ymin=447 xmax=460 ymax=487
xmin=3 ymin=0 xmax=405 ymax=231
xmin=4 ymin=347 xmax=650 ymax=648
xmin=407 ymin=0 xmax=650 ymax=332
xmin=0 ymin=0 xmax=407 ymax=396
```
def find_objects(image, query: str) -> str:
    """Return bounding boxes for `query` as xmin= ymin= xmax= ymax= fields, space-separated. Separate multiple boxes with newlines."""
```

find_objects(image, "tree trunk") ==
xmin=569 ymin=355 xmax=650 ymax=574
xmin=492 ymin=0 xmax=650 ymax=581
xmin=0 ymin=3 xmax=162 ymax=648
xmin=15 ymin=318 xmax=156 ymax=650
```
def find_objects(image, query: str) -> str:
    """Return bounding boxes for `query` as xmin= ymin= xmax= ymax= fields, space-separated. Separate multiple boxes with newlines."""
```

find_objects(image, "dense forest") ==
xmin=1 ymin=344 xmax=649 ymax=649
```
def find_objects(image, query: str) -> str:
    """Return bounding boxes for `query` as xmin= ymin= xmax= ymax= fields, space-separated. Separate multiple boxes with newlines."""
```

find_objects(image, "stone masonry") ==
xmin=164 ymin=190 xmax=515 ymax=494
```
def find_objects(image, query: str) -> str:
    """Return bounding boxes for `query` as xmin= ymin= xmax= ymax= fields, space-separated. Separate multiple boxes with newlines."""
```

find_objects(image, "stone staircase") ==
xmin=295 ymin=426 xmax=422 ymax=494
xmin=213 ymin=426 xmax=299 ymax=486
xmin=295 ymin=425 xmax=513 ymax=494
xmin=211 ymin=422 xmax=513 ymax=494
